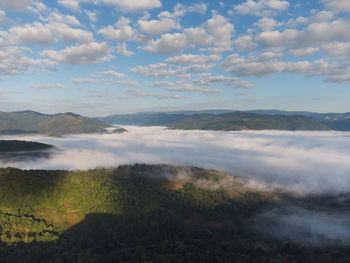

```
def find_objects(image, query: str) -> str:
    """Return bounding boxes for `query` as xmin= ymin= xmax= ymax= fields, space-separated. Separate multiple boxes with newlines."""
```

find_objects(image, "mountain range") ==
xmin=96 ymin=110 xmax=350 ymax=131
xmin=1 ymin=109 xmax=350 ymax=135
xmin=0 ymin=110 xmax=110 ymax=135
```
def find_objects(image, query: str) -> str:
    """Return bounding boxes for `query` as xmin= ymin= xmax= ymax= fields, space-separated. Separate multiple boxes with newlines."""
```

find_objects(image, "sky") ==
xmin=0 ymin=0 xmax=349 ymax=116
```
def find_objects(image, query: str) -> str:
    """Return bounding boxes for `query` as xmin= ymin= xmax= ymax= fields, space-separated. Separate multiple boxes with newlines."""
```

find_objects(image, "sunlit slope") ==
xmin=0 ymin=110 xmax=110 ymax=135
xmin=0 ymin=165 xmax=349 ymax=262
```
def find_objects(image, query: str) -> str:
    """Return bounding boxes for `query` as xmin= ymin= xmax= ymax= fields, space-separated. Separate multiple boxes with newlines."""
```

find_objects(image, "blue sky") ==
xmin=0 ymin=0 xmax=349 ymax=116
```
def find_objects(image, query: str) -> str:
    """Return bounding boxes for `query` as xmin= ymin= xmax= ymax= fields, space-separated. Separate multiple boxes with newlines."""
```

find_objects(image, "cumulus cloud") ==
xmin=144 ymin=32 xmax=188 ymax=54
xmin=71 ymin=77 xmax=109 ymax=84
xmin=192 ymin=75 xmax=255 ymax=89
xmin=254 ymin=17 xmax=283 ymax=30
xmin=116 ymin=43 xmax=135 ymax=56
xmin=101 ymin=70 xmax=126 ymax=78
xmin=322 ymin=0 xmax=350 ymax=13
xmin=0 ymin=46 xmax=41 ymax=75
xmin=0 ymin=0 xmax=33 ymax=11
xmin=30 ymin=83 xmax=65 ymax=89
xmin=98 ymin=16 xmax=140 ymax=42
xmin=0 ymin=10 xmax=11 ymax=26
xmin=166 ymin=54 xmax=221 ymax=64
xmin=2 ymin=127 xmax=350 ymax=195
xmin=130 ymin=63 xmax=176 ymax=78
xmin=235 ymin=0 xmax=290 ymax=16
xmin=138 ymin=17 xmax=178 ymax=35
xmin=103 ymin=0 xmax=161 ymax=12
xmin=2 ymin=21 xmax=93 ymax=46
xmin=41 ymin=42 xmax=112 ymax=65
xmin=158 ymin=3 xmax=207 ymax=19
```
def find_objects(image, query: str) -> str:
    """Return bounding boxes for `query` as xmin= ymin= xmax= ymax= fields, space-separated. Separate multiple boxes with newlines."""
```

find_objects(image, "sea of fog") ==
xmin=2 ymin=126 xmax=350 ymax=245
xmin=1 ymin=126 xmax=350 ymax=194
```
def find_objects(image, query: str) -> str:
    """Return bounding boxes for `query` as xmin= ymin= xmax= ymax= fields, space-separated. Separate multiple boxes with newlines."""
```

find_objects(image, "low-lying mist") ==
xmin=1 ymin=126 xmax=349 ymax=195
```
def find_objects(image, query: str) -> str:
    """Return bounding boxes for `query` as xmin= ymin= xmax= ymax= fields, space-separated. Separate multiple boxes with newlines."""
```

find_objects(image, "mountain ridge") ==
xmin=0 ymin=110 xmax=110 ymax=135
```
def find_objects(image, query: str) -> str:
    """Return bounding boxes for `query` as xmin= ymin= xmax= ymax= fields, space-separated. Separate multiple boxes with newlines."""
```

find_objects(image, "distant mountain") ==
xmin=246 ymin=110 xmax=350 ymax=131
xmin=98 ymin=109 xmax=350 ymax=131
xmin=0 ymin=111 xmax=110 ymax=135
xmin=95 ymin=110 xmax=235 ymax=126
xmin=169 ymin=112 xmax=331 ymax=131
xmin=96 ymin=112 xmax=188 ymax=126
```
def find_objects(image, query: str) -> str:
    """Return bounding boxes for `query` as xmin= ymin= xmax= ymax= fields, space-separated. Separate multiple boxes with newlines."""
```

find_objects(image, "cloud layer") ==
xmin=1 ymin=126 xmax=350 ymax=195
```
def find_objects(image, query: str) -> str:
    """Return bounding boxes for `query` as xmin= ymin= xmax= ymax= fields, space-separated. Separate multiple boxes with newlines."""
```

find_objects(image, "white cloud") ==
xmin=233 ymin=35 xmax=258 ymax=50
xmin=193 ymin=75 xmax=255 ymax=89
xmin=103 ymin=0 xmax=161 ymax=12
xmin=143 ymin=13 xmax=234 ymax=55
xmin=151 ymin=81 xmax=175 ymax=87
xmin=41 ymin=42 xmax=112 ymax=65
xmin=158 ymin=3 xmax=207 ymax=19
xmin=30 ymin=83 xmax=65 ymax=89
xmin=117 ymin=80 xmax=140 ymax=86
xmin=131 ymin=63 xmax=176 ymax=78
xmin=322 ymin=42 xmax=350 ymax=58
xmin=85 ymin=10 xmax=97 ymax=23
xmin=166 ymin=83 xmax=221 ymax=94
xmin=322 ymin=0 xmax=350 ymax=13
xmin=2 ymin=22 xmax=93 ymax=46
xmin=0 ymin=10 xmax=11 ymax=26
xmin=5 ymin=128 xmax=350 ymax=195
xmin=57 ymin=0 xmax=98 ymax=12
xmin=116 ymin=43 xmax=135 ymax=56
xmin=256 ymin=29 xmax=298 ymax=48
xmin=254 ymin=17 xmax=283 ymax=30
xmin=101 ymin=70 xmax=126 ymax=78
xmin=0 ymin=0 xmax=33 ymax=11
xmin=183 ymin=27 xmax=213 ymax=46
xmin=0 ymin=46 xmax=41 ymax=75
xmin=138 ymin=17 xmax=178 ymax=35
xmin=182 ymin=64 xmax=214 ymax=73
xmin=47 ymin=12 xmax=81 ymax=26
xmin=290 ymin=47 xmax=319 ymax=57
xmin=144 ymin=32 xmax=187 ymax=54
xmin=256 ymin=20 xmax=350 ymax=50
xmin=165 ymin=54 xmax=221 ymax=64
xmin=207 ymin=13 xmax=234 ymax=46
xmin=235 ymin=0 xmax=290 ymax=16
xmin=98 ymin=16 xmax=139 ymax=42
xmin=72 ymin=77 xmax=108 ymax=84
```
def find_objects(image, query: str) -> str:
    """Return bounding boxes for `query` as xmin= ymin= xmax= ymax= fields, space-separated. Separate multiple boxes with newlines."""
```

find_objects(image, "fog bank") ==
xmin=1 ymin=126 xmax=350 ymax=194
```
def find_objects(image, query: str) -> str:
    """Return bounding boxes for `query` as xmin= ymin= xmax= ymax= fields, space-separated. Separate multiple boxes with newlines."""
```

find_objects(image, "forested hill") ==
xmin=0 ymin=140 xmax=54 ymax=152
xmin=0 ymin=110 xmax=110 ymax=135
xmin=0 ymin=164 xmax=349 ymax=262
xmin=169 ymin=112 xmax=331 ymax=131
xmin=98 ymin=111 xmax=331 ymax=131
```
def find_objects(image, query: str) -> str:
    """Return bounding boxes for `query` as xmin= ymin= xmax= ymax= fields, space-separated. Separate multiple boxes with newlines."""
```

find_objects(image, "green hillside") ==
xmin=0 ymin=165 xmax=348 ymax=262
xmin=0 ymin=140 xmax=54 ymax=152
xmin=169 ymin=112 xmax=331 ymax=131
xmin=0 ymin=111 xmax=110 ymax=135
xmin=97 ymin=111 xmax=333 ymax=131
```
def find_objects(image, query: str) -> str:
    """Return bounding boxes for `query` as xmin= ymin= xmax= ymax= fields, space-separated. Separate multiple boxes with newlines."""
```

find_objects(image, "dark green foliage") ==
xmin=97 ymin=111 xmax=332 ymax=131
xmin=0 ymin=165 xmax=349 ymax=262
xmin=169 ymin=112 xmax=331 ymax=131
xmin=0 ymin=140 xmax=54 ymax=152
xmin=0 ymin=110 xmax=110 ymax=135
